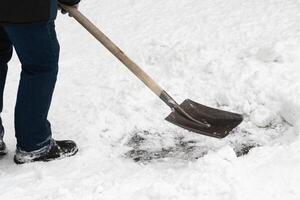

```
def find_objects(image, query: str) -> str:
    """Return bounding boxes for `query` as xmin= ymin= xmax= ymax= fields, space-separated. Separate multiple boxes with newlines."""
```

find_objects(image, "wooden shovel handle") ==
xmin=59 ymin=4 xmax=164 ymax=97
xmin=59 ymin=4 xmax=212 ymax=128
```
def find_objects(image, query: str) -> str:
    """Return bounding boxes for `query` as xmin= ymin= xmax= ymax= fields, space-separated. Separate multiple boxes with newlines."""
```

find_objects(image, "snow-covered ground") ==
xmin=1 ymin=0 xmax=300 ymax=199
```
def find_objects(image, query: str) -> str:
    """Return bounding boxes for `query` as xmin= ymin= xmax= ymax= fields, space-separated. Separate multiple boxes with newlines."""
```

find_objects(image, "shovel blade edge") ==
xmin=165 ymin=99 xmax=243 ymax=138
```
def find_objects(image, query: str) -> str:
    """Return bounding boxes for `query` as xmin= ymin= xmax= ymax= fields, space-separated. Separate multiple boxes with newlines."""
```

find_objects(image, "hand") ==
xmin=58 ymin=3 xmax=79 ymax=16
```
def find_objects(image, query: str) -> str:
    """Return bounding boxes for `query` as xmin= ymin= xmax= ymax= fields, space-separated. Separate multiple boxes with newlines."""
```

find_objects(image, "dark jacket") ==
xmin=0 ymin=0 xmax=80 ymax=25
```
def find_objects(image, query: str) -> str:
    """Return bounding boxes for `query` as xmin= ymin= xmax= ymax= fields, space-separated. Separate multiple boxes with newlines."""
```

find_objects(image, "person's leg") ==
xmin=0 ymin=27 xmax=13 ymax=142
xmin=4 ymin=21 xmax=59 ymax=152
xmin=0 ymin=27 xmax=12 ymax=155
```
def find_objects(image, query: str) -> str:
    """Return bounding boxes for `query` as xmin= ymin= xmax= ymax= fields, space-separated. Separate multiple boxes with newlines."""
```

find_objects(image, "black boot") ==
xmin=14 ymin=139 xmax=78 ymax=164
xmin=0 ymin=127 xmax=6 ymax=156
xmin=0 ymin=140 xmax=7 ymax=156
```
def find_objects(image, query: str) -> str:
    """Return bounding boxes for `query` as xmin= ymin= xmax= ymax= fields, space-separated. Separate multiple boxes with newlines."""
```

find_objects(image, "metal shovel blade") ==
xmin=165 ymin=99 xmax=243 ymax=138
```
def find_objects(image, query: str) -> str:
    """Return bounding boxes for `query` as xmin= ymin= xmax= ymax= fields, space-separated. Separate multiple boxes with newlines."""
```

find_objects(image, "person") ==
xmin=0 ymin=0 xmax=80 ymax=164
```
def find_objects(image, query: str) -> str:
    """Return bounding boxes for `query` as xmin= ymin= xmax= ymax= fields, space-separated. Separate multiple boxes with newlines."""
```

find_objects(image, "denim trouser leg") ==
xmin=0 ymin=28 xmax=13 ymax=140
xmin=4 ymin=21 xmax=60 ymax=152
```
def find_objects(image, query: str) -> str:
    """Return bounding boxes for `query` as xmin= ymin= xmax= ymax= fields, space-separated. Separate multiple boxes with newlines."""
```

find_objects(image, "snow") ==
xmin=1 ymin=0 xmax=300 ymax=199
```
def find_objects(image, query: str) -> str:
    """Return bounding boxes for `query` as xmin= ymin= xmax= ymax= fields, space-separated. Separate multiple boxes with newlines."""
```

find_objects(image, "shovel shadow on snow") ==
xmin=123 ymin=129 xmax=259 ymax=163
xmin=125 ymin=131 xmax=208 ymax=162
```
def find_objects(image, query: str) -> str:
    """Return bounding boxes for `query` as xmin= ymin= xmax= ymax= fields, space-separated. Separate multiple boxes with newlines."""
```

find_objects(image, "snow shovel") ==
xmin=59 ymin=4 xmax=243 ymax=138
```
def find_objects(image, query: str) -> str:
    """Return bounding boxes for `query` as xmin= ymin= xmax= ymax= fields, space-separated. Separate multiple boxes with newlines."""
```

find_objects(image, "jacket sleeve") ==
xmin=58 ymin=0 xmax=81 ymax=6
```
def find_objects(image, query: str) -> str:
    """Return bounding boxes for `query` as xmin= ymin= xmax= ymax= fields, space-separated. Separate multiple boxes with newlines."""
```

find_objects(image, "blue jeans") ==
xmin=0 ymin=21 xmax=59 ymax=151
